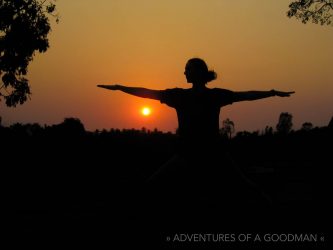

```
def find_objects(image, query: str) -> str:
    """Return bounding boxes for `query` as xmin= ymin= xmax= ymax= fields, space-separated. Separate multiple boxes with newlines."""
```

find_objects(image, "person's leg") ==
xmin=147 ymin=154 xmax=188 ymax=185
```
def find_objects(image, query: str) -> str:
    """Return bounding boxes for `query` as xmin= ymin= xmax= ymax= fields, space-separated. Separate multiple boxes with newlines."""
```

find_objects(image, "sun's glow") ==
xmin=142 ymin=107 xmax=151 ymax=116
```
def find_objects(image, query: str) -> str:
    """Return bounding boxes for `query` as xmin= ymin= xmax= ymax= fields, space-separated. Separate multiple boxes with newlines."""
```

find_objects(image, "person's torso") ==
xmin=175 ymin=88 xmax=222 ymax=139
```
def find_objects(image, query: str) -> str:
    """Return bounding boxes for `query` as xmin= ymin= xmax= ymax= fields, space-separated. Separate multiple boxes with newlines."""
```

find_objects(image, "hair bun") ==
xmin=206 ymin=70 xmax=217 ymax=82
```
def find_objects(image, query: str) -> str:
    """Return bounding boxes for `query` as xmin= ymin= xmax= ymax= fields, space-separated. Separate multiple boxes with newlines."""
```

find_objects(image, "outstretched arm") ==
xmin=233 ymin=89 xmax=295 ymax=102
xmin=97 ymin=84 xmax=161 ymax=100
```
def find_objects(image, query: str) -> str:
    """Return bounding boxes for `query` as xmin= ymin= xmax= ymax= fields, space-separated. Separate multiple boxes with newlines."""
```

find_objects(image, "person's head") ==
xmin=184 ymin=58 xmax=217 ymax=86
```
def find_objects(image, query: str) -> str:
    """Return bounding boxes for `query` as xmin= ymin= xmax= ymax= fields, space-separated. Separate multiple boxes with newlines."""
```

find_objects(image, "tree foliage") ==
xmin=0 ymin=0 xmax=58 ymax=107
xmin=328 ymin=116 xmax=333 ymax=128
xmin=287 ymin=0 xmax=333 ymax=25
xmin=220 ymin=118 xmax=235 ymax=139
xmin=301 ymin=122 xmax=313 ymax=131
xmin=276 ymin=112 xmax=293 ymax=134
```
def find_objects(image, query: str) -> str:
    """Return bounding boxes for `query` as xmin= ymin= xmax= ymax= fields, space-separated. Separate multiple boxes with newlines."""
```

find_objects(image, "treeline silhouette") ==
xmin=2 ymin=116 xmax=331 ymax=185
xmin=3 ymin=116 xmax=331 ymax=247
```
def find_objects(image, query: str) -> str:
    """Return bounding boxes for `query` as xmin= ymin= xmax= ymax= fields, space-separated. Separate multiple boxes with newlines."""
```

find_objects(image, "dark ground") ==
xmin=4 ymin=125 xmax=330 ymax=249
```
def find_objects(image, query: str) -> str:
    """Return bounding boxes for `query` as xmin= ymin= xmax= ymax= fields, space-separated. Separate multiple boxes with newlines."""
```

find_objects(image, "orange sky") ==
xmin=1 ymin=0 xmax=332 ymax=132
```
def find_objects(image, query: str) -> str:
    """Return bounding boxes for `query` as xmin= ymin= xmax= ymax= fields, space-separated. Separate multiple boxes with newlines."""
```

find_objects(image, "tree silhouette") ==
xmin=57 ymin=117 xmax=86 ymax=136
xmin=220 ymin=118 xmax=235 ymax=139
xmin=0 ymin=0 xmax=58 ymax=107
xmin=328 ymin=116 xmax=333 ymax=128
xmin=263 ymin=126 xmax=274 ymax=136
xmin=276 ymin=112 xmax=293 ymax=134
xmin=287 ymin=0 xmax=333 ymax=25
xmin=301 ymin=122 xmax=313 ymax=131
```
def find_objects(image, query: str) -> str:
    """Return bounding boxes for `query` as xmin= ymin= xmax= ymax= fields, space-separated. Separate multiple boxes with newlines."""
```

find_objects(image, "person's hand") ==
xmin=97 ymin=84 xmax=120 ymax=90
xmin=271 ymin=90 xmax=295 ymax=97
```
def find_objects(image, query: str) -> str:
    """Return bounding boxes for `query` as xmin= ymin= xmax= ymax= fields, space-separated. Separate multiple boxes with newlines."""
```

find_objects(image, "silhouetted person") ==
xmin=98 ymin=58 xmax=293 ymax=142
xmin=97 ymin=58 xmax=294 ymax=212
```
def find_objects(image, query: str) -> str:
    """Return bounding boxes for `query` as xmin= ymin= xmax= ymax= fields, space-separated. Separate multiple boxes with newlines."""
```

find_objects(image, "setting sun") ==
xmin=142 ymin=107 xmax=151 ymax=116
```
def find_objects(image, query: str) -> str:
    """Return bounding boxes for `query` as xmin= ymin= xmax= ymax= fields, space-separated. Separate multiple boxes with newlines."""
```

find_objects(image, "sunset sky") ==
xmin=1 ymin=0 xmax=332 ymax=133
